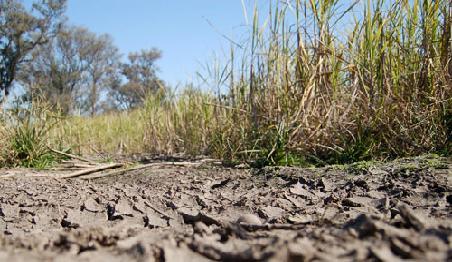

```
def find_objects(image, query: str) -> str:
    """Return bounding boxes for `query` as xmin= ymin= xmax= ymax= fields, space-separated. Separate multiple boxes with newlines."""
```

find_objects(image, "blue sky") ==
xmin=65 ymin=0 xmax=253 ymax=87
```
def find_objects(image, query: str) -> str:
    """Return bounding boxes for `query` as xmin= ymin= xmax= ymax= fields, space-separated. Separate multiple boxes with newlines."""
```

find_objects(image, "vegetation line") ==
xmin=0 ymin=0 xmax=450 ymax=168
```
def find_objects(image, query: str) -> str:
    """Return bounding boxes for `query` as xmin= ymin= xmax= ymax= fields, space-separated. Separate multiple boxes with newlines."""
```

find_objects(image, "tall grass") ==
xmin=52 ymin=109 xmax=147 ymax=156
xmin=53 ymin=88 xmax=218 ymax=157
xmin=7 ymin=0 xmax=450 ymax=167
xmin=207 ymin=0 xmax=451 ymax=164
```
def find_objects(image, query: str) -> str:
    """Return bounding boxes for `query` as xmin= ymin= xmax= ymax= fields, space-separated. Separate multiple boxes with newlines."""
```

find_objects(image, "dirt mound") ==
xmin=0 ymin=156 xmax=450 ymax=261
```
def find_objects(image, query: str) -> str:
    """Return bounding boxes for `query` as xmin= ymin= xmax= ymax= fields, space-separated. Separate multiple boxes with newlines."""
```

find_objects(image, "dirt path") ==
xmin=0 ymin=156 xmax=450 ymax=261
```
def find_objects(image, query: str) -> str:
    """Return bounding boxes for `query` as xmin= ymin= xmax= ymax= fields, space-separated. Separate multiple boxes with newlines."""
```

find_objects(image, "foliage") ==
xmin=17 ymin=26 xmax=164 ymax=115
xmin=0 ymin=0 xmax=66 ymax=102
xmin=109 ymin=49 xmax=165 ymax=110
xmin=18 ymin=25 xmax=120 ymax=116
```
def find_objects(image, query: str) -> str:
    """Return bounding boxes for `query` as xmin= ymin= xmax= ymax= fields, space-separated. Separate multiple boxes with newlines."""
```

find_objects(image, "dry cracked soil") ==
xmin=0 ymin=155 xmax=451 ymax=261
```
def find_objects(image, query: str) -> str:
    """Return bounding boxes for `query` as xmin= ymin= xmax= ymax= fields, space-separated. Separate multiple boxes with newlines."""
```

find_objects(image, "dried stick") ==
xmin=59 ymin=163 xmax=124 ymax=179
xmin=81 ymin=161 xmax=205 ymax=180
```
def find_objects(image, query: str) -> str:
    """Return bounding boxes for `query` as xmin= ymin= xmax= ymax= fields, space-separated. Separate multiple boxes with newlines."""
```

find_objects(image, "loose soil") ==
xmin=0 ymin=156 xmax=450 ymax=261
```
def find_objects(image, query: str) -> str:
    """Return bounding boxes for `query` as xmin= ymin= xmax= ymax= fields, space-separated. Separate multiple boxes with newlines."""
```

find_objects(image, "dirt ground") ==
xmin=0 ymin=155 xmax=450 ymax=261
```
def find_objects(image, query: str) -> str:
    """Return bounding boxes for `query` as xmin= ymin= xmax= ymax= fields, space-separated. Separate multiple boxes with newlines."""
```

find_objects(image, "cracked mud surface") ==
xmin=0 ymin=156 xmax=451 ymax=261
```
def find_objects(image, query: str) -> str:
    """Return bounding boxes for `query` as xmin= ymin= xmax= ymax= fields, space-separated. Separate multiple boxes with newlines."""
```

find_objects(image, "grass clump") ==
xmin=1 ymin=101 xmax=63 ymax=168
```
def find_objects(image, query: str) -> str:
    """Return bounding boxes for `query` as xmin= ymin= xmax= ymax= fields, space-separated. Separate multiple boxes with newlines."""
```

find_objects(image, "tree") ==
xmin=110 ymin=49 xmax=164 ymax=110
xmin=0 ymin=0 xmax=66 ymax=104
xmin=18 ymin=25 xmax=120 ymax=115
xmin=81 ymin=30 xmax=120 ymax=116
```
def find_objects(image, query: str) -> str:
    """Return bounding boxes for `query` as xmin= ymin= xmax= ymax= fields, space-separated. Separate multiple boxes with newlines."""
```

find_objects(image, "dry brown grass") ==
xmin=2 ymin=0 xmax=450 ymax=167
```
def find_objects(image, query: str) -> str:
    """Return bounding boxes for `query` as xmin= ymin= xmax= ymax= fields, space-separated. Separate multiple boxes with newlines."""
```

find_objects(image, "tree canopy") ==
xmin=0 ymin=0 xmax=66 ymax=102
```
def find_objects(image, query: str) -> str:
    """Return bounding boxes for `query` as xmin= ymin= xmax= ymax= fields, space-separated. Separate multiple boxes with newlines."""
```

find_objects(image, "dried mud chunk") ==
xmin=83 ymin=198 xmax=103 ymax=213
xmin=53 ymin=234 xmax=80 ymax=254
xmin=144 ymin=212 xmax=167 ymax=228
xmin=370 ymin=244 xmax=403 ymax=262
xmin=287 ymin=214 xmax=314 ymax=224
xmin=342 ymin=197 xmax=373 ymax=207
xmin=236 ymin=214 xmax=262 ymax=225
xmin=372 ymin=197 xmax=390 ymax=210
xmin=287 ymin=238 xmax=316 ymax=261
xmin=284 ymin=194 xmax=306 ymax=208
xmin=190 ymin=234 xmax=268 ymax=261
xmin=132 ymin=198 xmax=147 ymax=214
xmin=446 ymin=195 xmax=452 ymax=206
xmin=390 ymin=237 xmax=421 ymax=259
xmin=193 ymin=221 xmax=211 ymax=235
xmin=31 ymin=211 xmax=59 ymax=230
xmin=366 ymin=190 xmax=387 ymax=199
xmin=0 ymin=204 xmax=19 ymax=220
xmin=178 ymin=207 xmax=222 ymax=226
xmin=344 ymin=214 xmax=378 ymax=238
xmin=0 ymin=219 xmax=6 ymax=232
xmin=177 ymin=207 xmax=199 ymax=222
xmin=258 ymin=206 xmax=285 ymax=221
xmin=117 ymin=238 xmax=147 ymax=258
xmin=211 ymin=178 xmax=231 ymax=189
xmin=276 ymin=198 xmax=295 ymax=210
xmin=397 ymin=203 xmax=425 ymax=231
xmin=317 ymin=177 xmax=333 ymax=192
xmin=289 ymin=183 xmax=315 ymax=199
xmin=164 ymin=242 xmax=212 ymax=262
xmin=115 ymin=199 xmax=135 ymax=217
xmin=345 ymin=214 xmax=413 ymax=240
xmin=353 ymin=178 xmax=370 ymax=190
xmin=116 ymin=237 xmax=140 ymax=250
xmin=322 ymin=206 xmax=340 ymax=222
xmin=60 ymin=218 xmax=79 ymax=229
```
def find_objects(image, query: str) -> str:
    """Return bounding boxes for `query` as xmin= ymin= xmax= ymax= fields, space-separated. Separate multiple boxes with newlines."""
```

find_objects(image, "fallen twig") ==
xmin=80 ymin=168 xmax=128 ymax=180
xmin=81 ymin=161 xmax=207 ymax=180
xmin=59 ymin=163 xmax=124 ymax=179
